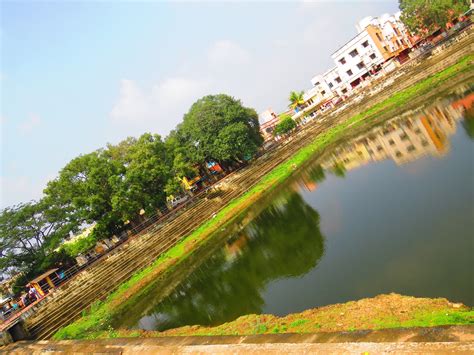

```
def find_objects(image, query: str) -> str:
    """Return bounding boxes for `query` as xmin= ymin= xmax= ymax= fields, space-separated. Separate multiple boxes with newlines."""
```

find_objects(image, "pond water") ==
xmin=124 ymin=83 xmax=474 ymax=332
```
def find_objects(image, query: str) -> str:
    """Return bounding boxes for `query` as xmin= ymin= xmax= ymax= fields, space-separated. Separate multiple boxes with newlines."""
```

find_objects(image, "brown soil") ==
xmin=109 ymin=294 xmax=472 ymax=338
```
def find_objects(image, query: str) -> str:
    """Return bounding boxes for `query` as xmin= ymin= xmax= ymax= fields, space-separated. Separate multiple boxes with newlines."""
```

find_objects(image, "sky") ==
xmin=0 ymin=0 xmax=399 ymax=208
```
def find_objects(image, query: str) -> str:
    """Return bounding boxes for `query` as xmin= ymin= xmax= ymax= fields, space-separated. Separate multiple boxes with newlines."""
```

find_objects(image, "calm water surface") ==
xmin=127 ymin=85 xmax=474 ymax=331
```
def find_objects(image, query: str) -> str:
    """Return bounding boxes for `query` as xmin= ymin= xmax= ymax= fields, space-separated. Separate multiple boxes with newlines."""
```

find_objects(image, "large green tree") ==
xmin=44 ymin=150 xmax=126 ymax=240
xmin=111 ymin=133 xmax=172 ymax=220
xmin=399 ymin=0 xmax=470 ymax=35
xmin=177 ymin=94 xmax=263 ymax=168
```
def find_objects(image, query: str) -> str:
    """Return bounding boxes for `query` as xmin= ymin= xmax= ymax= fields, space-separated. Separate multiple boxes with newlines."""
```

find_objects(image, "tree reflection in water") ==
xmin=140 ymin=191 xmax=325 ymax=331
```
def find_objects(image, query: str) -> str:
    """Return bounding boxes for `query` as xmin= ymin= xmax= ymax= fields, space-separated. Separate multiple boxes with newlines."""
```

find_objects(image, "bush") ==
xmin=274 ymin=116 xmax=296 ymax=136
xmin=61 ymin=233 xmax=97 ymax=257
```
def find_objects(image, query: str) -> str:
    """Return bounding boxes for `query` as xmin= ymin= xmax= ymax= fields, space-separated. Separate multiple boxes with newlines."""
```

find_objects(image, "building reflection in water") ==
xmin=321 ymin=92 xmax=473 ymax=171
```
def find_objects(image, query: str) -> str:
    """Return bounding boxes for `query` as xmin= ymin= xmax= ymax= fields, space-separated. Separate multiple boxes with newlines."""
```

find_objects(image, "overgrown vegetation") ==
xmin=53 ymin=54 xmax=473 ymax=340
xmin=399 ymin=0 xmax=470 ymax=35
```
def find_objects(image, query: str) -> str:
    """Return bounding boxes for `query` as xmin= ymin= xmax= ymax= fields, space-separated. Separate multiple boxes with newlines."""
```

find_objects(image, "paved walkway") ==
xmin=2 ymin=325 xmax=473 ymax=354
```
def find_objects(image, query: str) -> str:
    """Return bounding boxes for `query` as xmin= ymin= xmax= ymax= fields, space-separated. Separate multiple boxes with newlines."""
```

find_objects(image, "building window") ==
xmin=346 ymin=69 xmax=353 ymax=76
xmin=314 ymin=81 xmax=320 ymax=86
xmin=328 ymin=82 xmax=334 ymax=88
xmin=396 ymin=151 xmax=402 ymax=157
xmin=376 ymin=32 xmax=382 ymax=41
xmin=415 ymin=128 xmax=421 ymax=134
xmin=339 ymin=57 xmax=346 ymax=65
xmin=349 ymin=49 xmax=359 ymax=57
xmin=357 ymin=62 xmax=364 ymax=69
xmin=400 ymin=133 xmax=408 ymax=140
xmin=421 ymin=140 xmax=429 ymax=146
xmin=335 ymin=77 xmax=342 ymax=83
xmin=370 ymin=53 xmax=376 ymax=59
xmin=321 ymin=90 xmax=326 ymax=95
xmin=407 ymin=145 xmax=416 ymax=152
xmin=389 ymin=139 xmax=395 ymax=145
xmin=341 ymin=88 xmax=348 ymax=94
xmin=377 ymin=146 xmax=383 ymax=151
xmin=362 ymin=40 xmax=369 ymax=48
xmin=383 ymin=46 xmax=388 ymax=52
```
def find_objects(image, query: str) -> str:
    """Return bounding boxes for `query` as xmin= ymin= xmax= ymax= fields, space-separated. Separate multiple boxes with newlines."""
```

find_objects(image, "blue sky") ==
xmin=0 ymin=0 xmax=398 ymax=208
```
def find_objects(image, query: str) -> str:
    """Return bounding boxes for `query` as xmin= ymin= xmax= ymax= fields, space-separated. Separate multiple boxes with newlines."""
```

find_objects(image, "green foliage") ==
xmin=290 ymin=319 xmax=309 ymax=328
xmin=177 ymin=94 xmax=263 ymax=166
xmin=254 ymin=323 xmax=268 ymax=334
xmin=288 ymin=90 xmax=305 ymax=109
xmin=274 ymin=116 xmax=297 ymax=136
xmin=399 ymin=0 xmax=470 ymax=35
xmin=44 ymin=151 xmax=125 ymax=240
xmin=61 ymin=234 xmax=97 ymax=258
xmin=0 ymin=200 xmax=74 ymax=290
xmin=111 ymin=133 xmax=170 ymax=220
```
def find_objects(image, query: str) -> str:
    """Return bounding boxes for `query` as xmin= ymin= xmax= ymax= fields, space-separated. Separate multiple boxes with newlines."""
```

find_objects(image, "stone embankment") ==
xmin=3 ymin=325 xmax=474 ymax=354
xmin=18 ymin=28 xmax=474 ymax=341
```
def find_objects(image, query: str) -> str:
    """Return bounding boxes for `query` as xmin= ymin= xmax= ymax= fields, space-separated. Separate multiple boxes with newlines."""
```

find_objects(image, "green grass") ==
xmin=373 ymin=310 xmax=474 ymax=329
xmin=52 ymin=54 xmax=473 ymax=341
xmin=289 ymin=319 xmax=309 ymax=328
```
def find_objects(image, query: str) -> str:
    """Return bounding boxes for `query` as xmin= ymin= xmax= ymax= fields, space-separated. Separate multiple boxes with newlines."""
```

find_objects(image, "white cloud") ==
xmin=18 ymin=113 xmax=41 ymax=134
xmin=109 ymin=77 xmax=211 ymax=138
xmin=110 ymin=79 xmax=150 ymax=123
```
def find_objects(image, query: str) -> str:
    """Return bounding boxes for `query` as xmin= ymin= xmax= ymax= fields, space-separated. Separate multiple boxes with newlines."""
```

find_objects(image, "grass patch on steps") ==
xmin=52 ymin=54 xmax=473 ymax=340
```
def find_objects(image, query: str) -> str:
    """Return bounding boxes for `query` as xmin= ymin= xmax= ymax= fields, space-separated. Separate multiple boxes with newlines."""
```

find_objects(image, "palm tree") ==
xmin=288 ymin=90 xmax=305 ymax=111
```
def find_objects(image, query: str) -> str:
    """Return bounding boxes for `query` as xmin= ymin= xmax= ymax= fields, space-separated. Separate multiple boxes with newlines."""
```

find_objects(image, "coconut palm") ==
xmin=288 ymin=90 xmax=305 ymax=110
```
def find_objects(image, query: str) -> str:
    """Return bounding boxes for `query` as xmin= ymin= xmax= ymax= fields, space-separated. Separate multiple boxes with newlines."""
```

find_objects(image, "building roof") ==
xmin=29 ymin=269 xmax=58 ymax=284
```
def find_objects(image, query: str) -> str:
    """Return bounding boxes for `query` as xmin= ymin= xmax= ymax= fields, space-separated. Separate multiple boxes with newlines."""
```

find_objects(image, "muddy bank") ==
xmin=105 ymin=294 xmax=473 ymax=338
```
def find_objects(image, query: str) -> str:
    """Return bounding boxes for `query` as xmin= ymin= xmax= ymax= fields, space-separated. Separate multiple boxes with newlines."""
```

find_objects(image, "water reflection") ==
xmin=321 ymin=91 xmax=474 ymax=171
xmin=137 ymin=192 xmax=325 ymax=331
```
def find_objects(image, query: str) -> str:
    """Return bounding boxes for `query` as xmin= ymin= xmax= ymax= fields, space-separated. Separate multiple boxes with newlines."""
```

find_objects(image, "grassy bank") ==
xmin=92 ymin=294 xmax=474 ymax=338
xmin=53 ymin=54 xmax=474 ymax=340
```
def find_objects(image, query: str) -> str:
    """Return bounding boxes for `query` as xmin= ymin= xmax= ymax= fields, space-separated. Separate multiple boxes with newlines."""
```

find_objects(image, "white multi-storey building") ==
xmin=310 ymin=12 xmax=413 ymax=99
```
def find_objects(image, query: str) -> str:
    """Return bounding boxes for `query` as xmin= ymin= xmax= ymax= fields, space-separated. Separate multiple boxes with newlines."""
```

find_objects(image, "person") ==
xmin=28 ymin=285 xmax=42 ymax=301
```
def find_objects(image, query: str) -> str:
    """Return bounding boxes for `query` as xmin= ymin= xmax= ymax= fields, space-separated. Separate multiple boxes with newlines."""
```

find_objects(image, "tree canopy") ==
xmin=399 ymin=0 xmax=470 ymax=35
xmin=274 ymin=115 xmax=297 ymax=136
xmin=177 ymin=94 xmax=263 ymax=166
xmin=288 ymin=91 xmax=305 ymax=110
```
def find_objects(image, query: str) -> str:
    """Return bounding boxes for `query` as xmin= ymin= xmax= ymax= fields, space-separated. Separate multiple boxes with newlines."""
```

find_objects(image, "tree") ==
xmin=273 ymin=115 xmax=296 ymax=136
xmin=399 ymin=0 xmax=470 ymax=35
xmin=178 ymin=94 xmax=263 ymax=168
xmin=111 ymin=133 xmax=172 ymax=220
xmin=0 ymin=200 xmax=73 ymax=283
xmin=288 ymin=90 xmax=305 ymax=110
xmin=44 ymin=151 xmax=126 ymax=240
